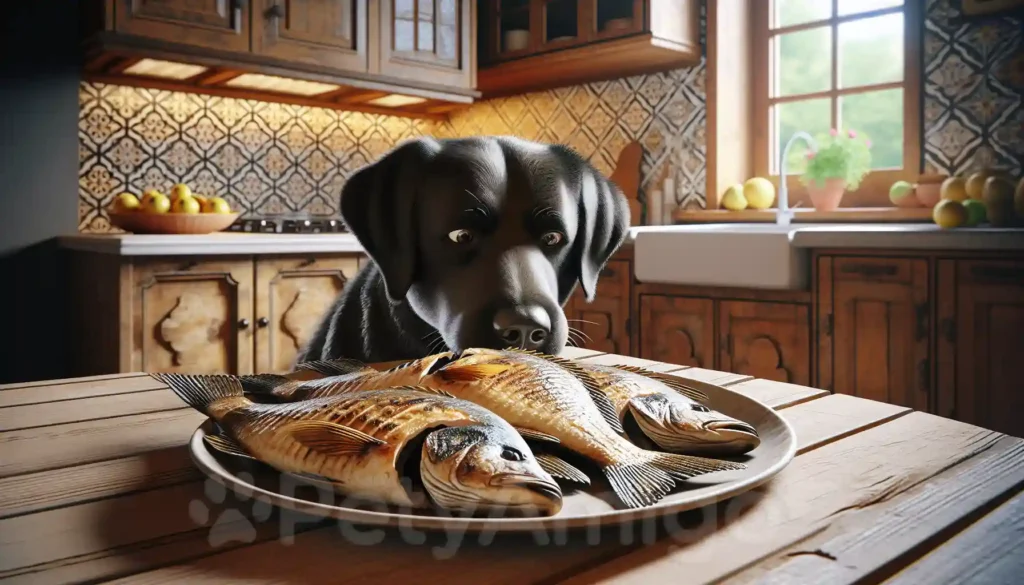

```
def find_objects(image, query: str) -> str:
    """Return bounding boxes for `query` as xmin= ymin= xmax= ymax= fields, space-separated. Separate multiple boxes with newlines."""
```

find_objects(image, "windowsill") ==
xmin=671 ymin=207 xmax=934 ymax=223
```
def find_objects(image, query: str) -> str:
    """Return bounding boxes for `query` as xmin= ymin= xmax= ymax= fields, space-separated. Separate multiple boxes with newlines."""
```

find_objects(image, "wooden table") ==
xmin=3 ymin=349 xmax=1023 ymax=585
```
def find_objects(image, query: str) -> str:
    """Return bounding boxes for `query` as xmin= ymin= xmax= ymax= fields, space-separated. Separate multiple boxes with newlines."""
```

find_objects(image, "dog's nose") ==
xmin=493 ymin=306 xmax=551 ymax=350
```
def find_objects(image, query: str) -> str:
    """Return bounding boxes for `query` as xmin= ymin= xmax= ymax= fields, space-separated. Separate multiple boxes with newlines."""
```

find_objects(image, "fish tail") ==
xmin=238 ymin=373 xmax=292 ymax=396
xmin=151 ymin=373 xmax=249 ymax=417
xmin=602 ymin=449 xmax=746 ymax=509
xmin=646 ymin=451 xmax=747 ymax=481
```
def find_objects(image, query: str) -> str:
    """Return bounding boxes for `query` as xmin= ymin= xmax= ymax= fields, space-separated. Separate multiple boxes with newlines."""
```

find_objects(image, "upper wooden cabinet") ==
xmin=379 ymin=0 xmax=475 ymax=89
xmin=252 ymin=0 xmax=368 ymax=73
xmin=477 ymin=0 xmax=701 ymax=96
xmin=113 ymin=0 xmax=251 ymax=52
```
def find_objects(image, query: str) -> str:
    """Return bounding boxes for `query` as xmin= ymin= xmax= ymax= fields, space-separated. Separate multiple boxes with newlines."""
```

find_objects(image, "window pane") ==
xmin=775 ymin=0 xmax=831 ymax=28
xmin=840 ymin=89 xmax=903 ymax=169
xmin=773 ymin=98 xmax=831 ymax=174
xmin=839 ymin=13 xmax=903 ymax=88
xmin=418 ymin=21 xmax=434 ymax=51
xmin=776 ymin=27 xmax=832 ymax=97
xmin=395 ymin=18 xmax=414 ymax=52
xmin=838 ymin=0 xmax=903 ymax=17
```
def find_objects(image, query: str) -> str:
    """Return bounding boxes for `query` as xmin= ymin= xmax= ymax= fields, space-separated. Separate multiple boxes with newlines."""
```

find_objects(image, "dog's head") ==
xmin=339 ymin=136 xmax=630 ymax=355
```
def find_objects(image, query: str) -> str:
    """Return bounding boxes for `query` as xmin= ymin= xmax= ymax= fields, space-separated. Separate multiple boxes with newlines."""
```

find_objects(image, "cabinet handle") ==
xmin=970 ymin=264 xmax=1024 ymax=282
xmin=267 ymin=3 xmax=285 ymax=19
xmin=257 ymin=317 xmax=269 ymax=328
xmin=915 ymin=303 xmax=929 ymax=341
xmin=822 ymin=313 xmax=833 ymax=336
xmin=298 ymin=257 xmax=316 ymax=268
xmin=840 ymin=263 xmax=898 ymax=278
xmin=940 ymin=317 xmax=956 ymax=344
xmin=179 ymin=260 xmax=198 ymax=271
xmin=238 ymin=318 xmax=250 ymax=330
xmin=232 ymin=0 xmax=245 ymax=33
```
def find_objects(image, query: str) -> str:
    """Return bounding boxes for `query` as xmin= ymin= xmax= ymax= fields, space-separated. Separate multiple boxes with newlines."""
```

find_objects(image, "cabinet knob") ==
xmin=257 ymin=317 xmax=269 ymax=328
xmin=267 ymin=4 xmax=285 ymax=18
xmin=238 ymin=318 xmax=250 ymax=330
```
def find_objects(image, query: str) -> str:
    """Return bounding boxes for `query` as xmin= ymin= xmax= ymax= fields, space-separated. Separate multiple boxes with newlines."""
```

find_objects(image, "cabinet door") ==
xmin=719 ymin=301 xmax=811 ymax=387
xmin=132 ymin=258 xmax=255 ymax=375
xmin=252 ymin=0 xmax=368 ymax=72
xmin=563 ymin=259 xmax=630 ymax=355
xmin=639 ymin=295 xmax=714 ymax=368
xmin=827 ymin=257 xmax=931 ymax=411
xmin=937 ymin=259 xmax=1024 ymax=437
xmin=254 ymin=255 xmax=359 ymax=373
xmin=378 ymin=0 xmax=475 ymax=89
xmin=114 ymin=0 xmax=250 ymax=52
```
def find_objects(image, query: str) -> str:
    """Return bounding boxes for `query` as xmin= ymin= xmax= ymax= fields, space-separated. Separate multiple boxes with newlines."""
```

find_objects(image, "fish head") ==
xmin=420 ymin=425 xmax=562 ymax=516
xmin=628 ymin=394 xmax=761 ymax=456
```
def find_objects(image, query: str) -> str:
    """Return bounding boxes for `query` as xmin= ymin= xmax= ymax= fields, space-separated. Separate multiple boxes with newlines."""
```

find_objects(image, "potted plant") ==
xmin=801 ymin=128 xmax=872 ymax=211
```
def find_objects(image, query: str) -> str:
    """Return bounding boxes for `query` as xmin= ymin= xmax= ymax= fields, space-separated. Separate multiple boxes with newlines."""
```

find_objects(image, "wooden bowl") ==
xmin=109 ymin=211 xmax=239 ymax=235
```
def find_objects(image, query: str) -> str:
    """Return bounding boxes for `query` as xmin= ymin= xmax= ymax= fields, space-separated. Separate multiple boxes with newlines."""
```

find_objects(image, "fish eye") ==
xmin=500 ymin=446 xmax=525 ymax=461
xmin=448 ymin=229 xmax=475 ymax=244
xmin=540 ymin=231 xmax=564 ymax=247
xmin=692 ymin=404 xmax=711 ymax=412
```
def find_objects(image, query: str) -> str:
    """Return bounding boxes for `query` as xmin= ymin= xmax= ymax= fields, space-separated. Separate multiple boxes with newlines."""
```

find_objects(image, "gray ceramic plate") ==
xmin=187 ymin=375 xmax=796 ymax=533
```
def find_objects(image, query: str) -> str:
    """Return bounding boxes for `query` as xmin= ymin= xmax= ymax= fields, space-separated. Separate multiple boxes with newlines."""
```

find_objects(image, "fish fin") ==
xmin=536 ymin=453 xmax=590 ymax=486
xmin=435 ymin=362 xmax=512 ymax=382
xmin=513 ymin=427 xmax=561 ymax=444
xmin=609 ymin=365 xmax=710 ymax=403
xmin=587 ymin=387 xmax=626 ymax=435
xmin=648 ymin=452 xmax=746 ymax=481
xmin=287 ymin=420 xmax=386 ymax=457
xmin=151 ymin=373 xmax=245 ymax=416
xmin=238 ymin=373 xmax=291 ymax=395
xmin=394 ymin=384 xmax=456 ymax=398
xmin=296 ymin=358 xmax=375 ymax=377
xmin=602 ymin=463 xmax=677 ymax=509
xmin=203 ymin=433 xmax=255 ymax=460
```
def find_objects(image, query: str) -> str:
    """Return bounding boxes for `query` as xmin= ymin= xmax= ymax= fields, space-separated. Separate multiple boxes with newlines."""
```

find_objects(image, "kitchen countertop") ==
xmin=59 ymin=232 xmax=365 ymax=256
xmin=790 ymin=224 xmax=1024 ymax=250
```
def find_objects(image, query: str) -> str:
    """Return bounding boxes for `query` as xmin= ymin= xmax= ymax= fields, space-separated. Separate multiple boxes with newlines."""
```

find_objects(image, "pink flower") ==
xmin=829 ymin=128 xmax=839 ymax=137
xmin=848 ymin=130 xmax=857 ymax=138
xmin=806 ymin=152 xmax=816 ymax=160
xmin=866 ymin=140 xmax=872 ymax=148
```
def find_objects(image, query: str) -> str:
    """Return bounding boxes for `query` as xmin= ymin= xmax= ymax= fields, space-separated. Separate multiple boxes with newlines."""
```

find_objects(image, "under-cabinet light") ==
xmin=224 ymin=73 xmax=341 ymax=96
xmin=122 ymin=58 xmax=209 ymax=80
xmin=365 ymin=94 xmax=428 ymax=107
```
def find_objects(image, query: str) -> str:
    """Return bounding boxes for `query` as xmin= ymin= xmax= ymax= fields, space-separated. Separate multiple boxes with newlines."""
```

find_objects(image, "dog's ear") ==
xmin=569 ymin=153 xmax=631 ymax=302
xmin=340 ymin=137 xmax=441 ymax=302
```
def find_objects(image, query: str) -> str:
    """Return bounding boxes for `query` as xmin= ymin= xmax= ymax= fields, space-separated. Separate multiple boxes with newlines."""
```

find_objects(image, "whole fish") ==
xmin=242 ymin=349 xmax=746 ymax=509
xmin=153 ymin=373 xmax=563 ymax=516
xmin=569 ymin=363 xmax=760 ymax=456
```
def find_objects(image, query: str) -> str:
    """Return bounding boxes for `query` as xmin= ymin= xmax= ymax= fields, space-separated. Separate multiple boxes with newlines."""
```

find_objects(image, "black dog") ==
xmin=296 ymin=136 xmax=630 ymax=364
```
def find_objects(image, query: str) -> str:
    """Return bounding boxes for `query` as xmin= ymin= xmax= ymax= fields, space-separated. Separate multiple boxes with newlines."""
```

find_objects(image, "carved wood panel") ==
xmin=132 ymin=258 xmax=254 ymax=375
xmin=639 ymin=295 xmax=714 ymax=368
xmin=115 ymin=0 xmax=250 ymax=52
xmin=563 ymin=260 xmax=631 ymax=355
xmin=719 ymin=301 xmax=811 ymax=386
xmin=378 ymin=0 xmax=474 ymax=88
xmin=254 ymin=255 xmax=360 ymax=372
xmin=252 ymin=0 xmax=368 ymax=73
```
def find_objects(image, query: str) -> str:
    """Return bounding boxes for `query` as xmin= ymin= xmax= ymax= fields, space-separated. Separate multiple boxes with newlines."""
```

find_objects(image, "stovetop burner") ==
xmin=227 ymin=214 xmax=348 ymax=234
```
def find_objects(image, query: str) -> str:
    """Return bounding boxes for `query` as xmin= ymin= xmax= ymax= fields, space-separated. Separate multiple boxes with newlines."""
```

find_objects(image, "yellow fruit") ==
xmin=142 ymin=193 xmax=170 ymax=214
xmin=965 ymin=171 xmax=992 ymax=200
xmin=983 ymin=175 xmax=1017 ymax=227
xmin=721 ymin=184 xmax=748 ymax=211
xmin=962 ymin=199 xmax=987 ymax=227
xmin=889 ymin=180 xmax=918 ymax=207
xmin=207 ymin=197 xmax=232 ymax=214
xmin=193 ymin=194 xmax=209 ymax=210
xmin=111 ymin=192 xmax=141 ymax=213
xmin=170 ymin=183 xmax=192 ymax=201
xmin=940 ymin=176 xmax=968 ymax=202
xmin=172 ymin=196 xmax=201 ymax=214
xmin=743 ymin=177 xmax=775 ymax=209
xmin=932 ymin=199 xmax=967 ymax=229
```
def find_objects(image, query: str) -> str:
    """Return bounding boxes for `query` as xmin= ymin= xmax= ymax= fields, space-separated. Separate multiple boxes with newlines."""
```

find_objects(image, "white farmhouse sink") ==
xmin=633 ymin=224 xmax=814 ymax=290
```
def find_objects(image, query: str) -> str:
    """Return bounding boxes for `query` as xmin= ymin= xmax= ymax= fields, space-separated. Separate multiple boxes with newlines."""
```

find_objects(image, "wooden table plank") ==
xmin=558 ymin=347 xmax=607 ymax=360
xmin=0 ymin=409 xmax=206 ymax=478
xmin=0 ymin=372 xmax=150 ymax=392
xmin=0 ymin=374 xmax=165 ymax=408
xmin=554 ymin=413 xmax=1005 ymax=585
xmin=779 ymin=394 xmax=911 ymax=454
xmin=883 ymin=488 xmax=1024 ymax=585
xmin=575 ymin=353 xmax=686 ymax=373
xmin=749 ymin=437 xmax=1024 ymax=585
xmin=671 ymin=368 xmax=754 ymax=386
xmin=724 ymin=379 xmax=829 ymax=410
xmin=0 ymin=390 xmax=185 ymax=431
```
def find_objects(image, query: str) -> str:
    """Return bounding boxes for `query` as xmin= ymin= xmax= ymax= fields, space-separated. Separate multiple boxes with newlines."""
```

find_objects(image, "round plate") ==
xmin=188 ymin=379 xmax=796 ymax=533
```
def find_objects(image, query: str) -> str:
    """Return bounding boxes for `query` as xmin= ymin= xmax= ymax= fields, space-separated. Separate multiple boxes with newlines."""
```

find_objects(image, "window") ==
xmin=753 ymin=0 xmax=921 ymax=207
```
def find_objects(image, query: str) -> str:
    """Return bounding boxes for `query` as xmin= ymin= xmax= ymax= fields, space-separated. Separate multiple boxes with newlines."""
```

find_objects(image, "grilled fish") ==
xmin=154 ymin=373 xmax=562 ymax=516
xmin=569 ymin=363 xmax=760 ymax=455
xmin=243 ymin=349 xmax=746 ymax=509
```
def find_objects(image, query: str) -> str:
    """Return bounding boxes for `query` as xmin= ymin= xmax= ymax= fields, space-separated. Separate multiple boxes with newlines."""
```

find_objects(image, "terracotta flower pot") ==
xmin=806 ymin=178 xmax=847 ymax=212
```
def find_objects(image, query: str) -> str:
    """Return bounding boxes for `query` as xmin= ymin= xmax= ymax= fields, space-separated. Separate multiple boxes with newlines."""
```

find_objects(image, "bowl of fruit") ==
xmin=108 ymin=184 xmax=239 ymax=235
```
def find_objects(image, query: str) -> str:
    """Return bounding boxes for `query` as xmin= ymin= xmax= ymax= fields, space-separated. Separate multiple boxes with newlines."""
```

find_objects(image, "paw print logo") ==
xmin=188 ymin=472 xmax=274 ymax=547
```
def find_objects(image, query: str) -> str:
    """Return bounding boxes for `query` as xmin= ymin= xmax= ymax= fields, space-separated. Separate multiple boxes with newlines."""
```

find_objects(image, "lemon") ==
xmin=207 ymin=197 xmax=232 ymax=214
xmin=940 ymin=176 xmax=968 ymax=202
xmin=743 ymin=177 xmax=775 ymax=209
xmin=721 ymin=184 xmax=748 ymax=211
xmin=142 ymin=193 xmax=171 ymax=214
xmin=170 ymin=183 xmax=192 ymax=201
xmin=965 ymin=171 xmax=992 ymax=200
xmin=193 ymin=194 xmax=209 ymax=210
xmin=933 ymin=199 xmax=967 ymax=229
xmin=111 ymin=192 xmax=141 ymax=213
xmin=962 ymin=199 xmax=987 ymax=226
xmin=172 ymin=196 xmax=201 ymax=214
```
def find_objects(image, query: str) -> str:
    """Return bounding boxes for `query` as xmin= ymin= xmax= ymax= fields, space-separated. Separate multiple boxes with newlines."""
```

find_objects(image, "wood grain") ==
xmin=0 ymin=374 xmax=161 ymax=407
xmin=0 ymin=390 xmax=185 ymax=431
xmin=610 ymin=141 xmax=643 ymax=226
xmin=576 ymin=353 xmax=688 ymax=373
xmin=778 ymin=394 xmax=910 ymax=453
xmin=725 ymin=378 xmax=828 ymax=410
xmin=672 ymin=368 xmax=754 ymax=387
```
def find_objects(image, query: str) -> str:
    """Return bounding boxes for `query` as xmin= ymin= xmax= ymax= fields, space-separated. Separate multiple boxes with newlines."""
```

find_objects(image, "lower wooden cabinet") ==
xmin=719 ymin=301 xmax=810 ymax=387
xmin=563 ymin=257 xmax=632 ymax=355
xmin=638 ymin=295 xmax=714 ymax=367
xmin=68 ymin=252 xmax=362 ymax=377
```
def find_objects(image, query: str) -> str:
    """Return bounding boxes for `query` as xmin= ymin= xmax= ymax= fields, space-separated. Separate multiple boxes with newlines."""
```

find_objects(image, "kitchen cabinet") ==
xmin=254 ymin=255 xmax=360 ymax=373
xmin=564 ymin=257 xmax=632 ymax=355
xmin=112 ymin=0 xmax=251 ymax=52
xmin=936 ymin=259 xmax=1024 ymax=438
xmin=477 ymin=0 xmax=701 ymax=96
xmin=252 ymin=0 xmax=368 ymax=73
xmin=638 ymin=295 xmax=714 ymax=368
xmin=379 ymin=0 xmax=475 ymax=89
xmin=719 ymin=301 xmax=810 ymax=387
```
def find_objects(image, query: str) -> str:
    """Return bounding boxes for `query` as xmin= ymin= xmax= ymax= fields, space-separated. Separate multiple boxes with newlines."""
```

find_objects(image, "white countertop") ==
xmin=59 ymin=233 xmax=365 ymax=256
xmin=789 ymin=224 xmax=1024 ymax=250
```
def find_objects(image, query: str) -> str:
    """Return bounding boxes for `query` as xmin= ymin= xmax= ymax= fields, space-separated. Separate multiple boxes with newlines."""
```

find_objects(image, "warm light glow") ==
xmin=365 ymin=94 xmax=428 ymax=107
xmin=224 ymin=73 xmax=340 ymax=96
xmin=122 ymin=59 xmax=208 ymax=80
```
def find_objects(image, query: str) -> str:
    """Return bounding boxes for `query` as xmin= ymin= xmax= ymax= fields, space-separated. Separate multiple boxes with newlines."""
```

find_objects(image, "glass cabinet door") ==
xmin=540 ymin=0 xmax=581 ymax=49
xmin=592 ymin=0 xmax=643 ymax=40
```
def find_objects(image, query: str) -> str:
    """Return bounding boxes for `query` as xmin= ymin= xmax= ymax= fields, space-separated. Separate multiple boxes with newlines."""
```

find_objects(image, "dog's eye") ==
xmin=448 ymin=229 xmax=475 ymax=244
xmin=540 ymin=231 xmax=564 ymax=247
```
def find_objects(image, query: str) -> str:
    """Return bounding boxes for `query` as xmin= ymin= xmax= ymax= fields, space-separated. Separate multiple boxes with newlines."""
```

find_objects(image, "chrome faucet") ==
xmin=777 ymin=131 xmax=818 ymax=226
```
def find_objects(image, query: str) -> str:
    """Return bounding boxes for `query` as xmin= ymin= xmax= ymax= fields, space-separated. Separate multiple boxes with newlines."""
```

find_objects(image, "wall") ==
xmin=0 ymin=1 xmax=81 ymax=382
xmin=923 ymin=0 xmax=1023 ymax=177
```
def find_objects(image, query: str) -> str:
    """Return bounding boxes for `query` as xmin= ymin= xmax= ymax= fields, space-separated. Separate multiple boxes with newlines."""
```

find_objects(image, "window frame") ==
xmin=751 ymin=0 xmax=922 ymax=208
